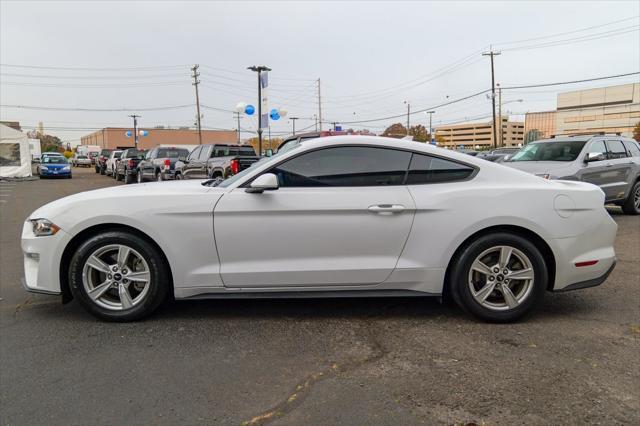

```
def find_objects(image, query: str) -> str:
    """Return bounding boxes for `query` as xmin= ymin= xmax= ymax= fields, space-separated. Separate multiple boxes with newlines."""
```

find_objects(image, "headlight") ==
xmin=29 ymin=219 xmax=61 ymax=236
xmin=62 ymin=166 xmax=70 ymax=171
xmin=40 ymin=166 xmax=48 ymax=171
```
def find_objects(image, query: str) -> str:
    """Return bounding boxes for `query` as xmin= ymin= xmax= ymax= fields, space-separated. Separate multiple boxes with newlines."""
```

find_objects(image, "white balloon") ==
xmin=278 ymin=108 xmax=288 ymax=117
xmin=236 ymin=102 xmax=247 ymax=113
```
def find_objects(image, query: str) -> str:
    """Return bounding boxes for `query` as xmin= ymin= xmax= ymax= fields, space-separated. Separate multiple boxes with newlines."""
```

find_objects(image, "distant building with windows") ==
xmin=434 ymin=117 xmax=524 ymax=149
xmin=554 ymin=83 xmax=639 ymax=138
xmin=524 ymin=111 xmax=556 ymax=143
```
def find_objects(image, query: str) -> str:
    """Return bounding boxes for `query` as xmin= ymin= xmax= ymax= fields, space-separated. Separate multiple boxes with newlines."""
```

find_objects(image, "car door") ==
xmin=604 ymin=140 xmax=632 ymax=201
xmin=183 ymin=146 xmax=202 ymax=179
xmin=214 ymin=146 xmax=417 ymax=288
xmin=579 ymin=140 xmax=614 ymax=198
xmin=140 ymin=149 xmax=155 ymax=178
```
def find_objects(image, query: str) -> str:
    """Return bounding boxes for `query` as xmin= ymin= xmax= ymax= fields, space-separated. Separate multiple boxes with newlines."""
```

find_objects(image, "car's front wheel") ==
xmin=449 ymin=232 xmax=547 ymax=323
xmin=68 ymin=231 xmax=170 ymax=321
xmin=621 ymin=180 xmax=640 ymax=215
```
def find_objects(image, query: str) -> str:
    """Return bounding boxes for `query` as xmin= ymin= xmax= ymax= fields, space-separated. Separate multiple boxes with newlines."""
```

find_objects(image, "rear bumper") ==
xmin=21 ymin=277 xmax=60 ymax=296
xmin=553 ymin=261 xmax=616 ymax=292
xmin=161 ymin=170 xmax=176 ymax=180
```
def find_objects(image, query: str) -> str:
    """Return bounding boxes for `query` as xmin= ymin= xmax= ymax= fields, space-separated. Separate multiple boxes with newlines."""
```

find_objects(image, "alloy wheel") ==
xmin=82 ymin=244 xmax=151 ymax=311
xmin=467 ymin=245 xmax=535 ymax=311
xmin=635 ymin=184 xmax=640 ymax=211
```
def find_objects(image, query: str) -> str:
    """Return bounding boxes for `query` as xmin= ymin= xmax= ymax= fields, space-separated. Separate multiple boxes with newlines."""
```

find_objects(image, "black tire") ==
xmin=124 ymin=171 xmax=134 ymax=184
xmin=95 ymin=166 xmax=100 ymax=174
xmin=449 ymin=232 xmax=548 ymax=323
xmin=68 ymin=231 xmax=170 ymax=322
xmin=175 ymin=172 xmax=182 ymax=180
xmin=112 ymin=168 xmax=117 ymax=179
xmin=115 ymin=170 xmax=122 ymax=181
xmin=100 ymin=166 xmax=106 ymax=175
xmin=621 ymin=180 xmax=640 ymax=215
xmin=155 ymin=171 xmax=163 ymax=182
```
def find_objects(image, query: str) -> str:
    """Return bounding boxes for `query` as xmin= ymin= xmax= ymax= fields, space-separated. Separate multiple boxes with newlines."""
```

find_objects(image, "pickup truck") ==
xmin=175 ymin=144 xmax=258 ymax=180
xmin=136 ymin=146 xmax=191 ymax=183
xmin=96 ymin=148 xmax=113 ymax=174
xmin=114 ymin=148 xmax=146 ymax=184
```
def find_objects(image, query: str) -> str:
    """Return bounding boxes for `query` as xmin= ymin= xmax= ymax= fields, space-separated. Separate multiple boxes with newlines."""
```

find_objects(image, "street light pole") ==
xmin=248 ymin=65 xmax=271 ymax=155
xmin=404 ymin=101 xmax=410 ymax=135
xmin=425 ymin=111 xmax=435 ymax=144
xmin=290 ymin=117 xmax=299 ymax=135
xmin=128 ymin=114 xmax=140 ymax=149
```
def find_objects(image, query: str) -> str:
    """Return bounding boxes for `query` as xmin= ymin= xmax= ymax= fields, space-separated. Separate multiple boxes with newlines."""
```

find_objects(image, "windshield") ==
xmin=509 ymin=141 xmax=586 ymax=162
xmin=43 ymin=156 xmax=68 ymax=164
xmin=157 ymin=148 xmax=188 ymax=158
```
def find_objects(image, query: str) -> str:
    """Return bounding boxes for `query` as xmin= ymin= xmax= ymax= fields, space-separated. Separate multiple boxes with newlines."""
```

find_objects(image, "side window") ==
xmin=270 ymin=147 xmax=412 ymax=187
xmin=145 ymin=149 xmax=154 ymax=160
xmin=188 ymin=147 xmax=201 ymax=161
xmin=623 ymin=141 xmax=640 ymax=157
xmin=587 ymin=140 xmax=607 ymax=159
xmin=606 ymin=140 xmax=628 ymax=159
xmin=214 ymin=146 xmax=229 ymax=157
xmin=198 ymin=146 xmax=211 ymax=161
xmin=407 ymin=154 xmax=475 ymax=184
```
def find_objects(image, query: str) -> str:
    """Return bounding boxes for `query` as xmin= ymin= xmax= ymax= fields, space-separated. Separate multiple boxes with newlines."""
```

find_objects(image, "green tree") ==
xmin=409 ymin=124 xmax=429 ymax=142
xmin=28 ymin=131 xmax=63 ymax=153
xmin=633 ymin=121 xmax=640 ymax=142
xmin=382 ymin=123 xmax=408 ymax=138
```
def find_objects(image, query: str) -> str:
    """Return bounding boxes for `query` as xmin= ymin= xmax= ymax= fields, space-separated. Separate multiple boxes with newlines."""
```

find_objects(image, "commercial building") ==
xmin=434 ymin=117 xmax=524 ymax=149
xmin=554 ymin=83 xmax=639 ymax=138
xmin=524 ymin=111 xmax=556 ymax=143
xmin=80 ymin=127 xmax=238 ymax=150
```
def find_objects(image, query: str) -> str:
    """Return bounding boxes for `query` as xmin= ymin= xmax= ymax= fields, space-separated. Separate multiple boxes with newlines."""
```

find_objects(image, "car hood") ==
xmin=502 ymin=161 xmax=577 ymax=177
xmin=41 ymin=163 xmax=69 ymax=169
xmin=28 ymin=180 xmax=226 ymax=221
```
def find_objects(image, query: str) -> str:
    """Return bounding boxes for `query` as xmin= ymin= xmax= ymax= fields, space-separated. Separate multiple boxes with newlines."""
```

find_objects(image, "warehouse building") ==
xmin=434 ymin=117 xmax=524 ymax=149
xmin=554 ymin=83 xmax=639 ymax=138
xmin=80 ymin=127 xmax=238 ymax=150
xmin=524 ymin=111 xmax=556 ymax=143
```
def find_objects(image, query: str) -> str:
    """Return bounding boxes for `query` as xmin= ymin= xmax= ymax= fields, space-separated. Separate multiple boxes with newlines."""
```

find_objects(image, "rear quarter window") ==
xmin=407 ymin=153 xmax=475 ymax=184
xmin=623 ymin=140 xmax=640 ymax=157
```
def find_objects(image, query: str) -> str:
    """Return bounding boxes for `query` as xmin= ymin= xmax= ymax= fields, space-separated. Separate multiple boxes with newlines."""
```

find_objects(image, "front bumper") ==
xmin=21 ymin=221 xmax=68 ymax=295
xmin=40 ymin=169 xmax=71 ymax=177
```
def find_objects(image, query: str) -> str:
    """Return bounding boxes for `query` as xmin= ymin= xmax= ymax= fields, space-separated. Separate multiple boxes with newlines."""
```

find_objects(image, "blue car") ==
xmin=39 ymin=156 xmax=72 ymax=179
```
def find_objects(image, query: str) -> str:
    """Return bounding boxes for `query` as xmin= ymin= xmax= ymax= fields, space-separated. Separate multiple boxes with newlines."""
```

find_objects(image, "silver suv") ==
xmin=504 ymin=134 xmax=640 ymax=215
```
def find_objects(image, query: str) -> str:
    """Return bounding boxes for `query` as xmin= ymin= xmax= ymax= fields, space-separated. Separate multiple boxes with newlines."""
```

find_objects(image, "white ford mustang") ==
xmin=21 ymin=136 xmax=617 ymax=322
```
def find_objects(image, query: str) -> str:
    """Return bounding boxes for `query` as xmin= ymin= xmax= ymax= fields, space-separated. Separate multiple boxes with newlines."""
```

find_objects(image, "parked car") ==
xmin=175 ymin=144 xmax=258 ymax=180
xmin=38 ymin=155 xmax=71 ymax=179
xmin=503 ymin=134 xmax=640 ymax=215
xmin=96 ymin=149 xmax=113 ymax=174
xmin=22 ymin=136 xmax=617 ymax=322
xmin=275 ymin=130 xmax=354 ymax=155
xmin=71 ymin=154 xmax=92 ymax=167
xmin=114 ymin=148 xmax=146 ymax=184
xmin=36 ymin=153 xmax=64 ymax=174
xmin=477 ymin=148 xmax=521 ymax=162
xmin=88 ymin=151 xmax=100 ymax=165
xmin=137 ymin=146 xmax=190 ymax=182
xmin=104 ymin=150 xmax=123 ymax=176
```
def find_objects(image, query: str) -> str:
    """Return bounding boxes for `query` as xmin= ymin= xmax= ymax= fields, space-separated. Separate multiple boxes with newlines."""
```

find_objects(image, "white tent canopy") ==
xmin=0 ymin=124 xmax=32 ymax=178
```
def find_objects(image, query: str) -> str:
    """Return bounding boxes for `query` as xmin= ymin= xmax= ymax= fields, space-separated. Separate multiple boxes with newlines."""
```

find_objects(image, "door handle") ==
xmin=368 ymin=204 xmax=405 ymax=215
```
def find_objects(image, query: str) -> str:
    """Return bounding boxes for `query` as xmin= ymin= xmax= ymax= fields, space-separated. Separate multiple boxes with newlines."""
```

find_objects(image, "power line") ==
xmin=500 ymin=71 xmax=640 ymax=90
xmin=0 ymin=104 xmax=195 ymax=112
xmin=0 ymin=64 xmax=188 ymax=71
xmin=501 ymin=26 xmax=639 ymax=52
xmin=1 ymin=81 xmax=187 ymax=88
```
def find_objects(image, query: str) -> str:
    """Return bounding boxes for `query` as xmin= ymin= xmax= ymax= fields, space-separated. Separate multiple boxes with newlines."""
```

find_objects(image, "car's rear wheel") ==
xmin=124 ymin=170 xmax=134 ymax=184
xmin=115 ymin=170 xmax=122 ymax=181
xmin=621 ymin=180 xmax=640 ymax=215
xmin=175 ymin=172 xmax=182 ymax=180
xmin=156 ymin=171 xmax=163 ymax=182
xmin=69 ymin=231 xmax=170 ymax=321
xmin=137 ymin=170 xmax=144 ymax=183
xmin=95 ymin=166 xmax=100 ymax=174
xmin=449 ymin=232 xmax=547 ymax=323
xmin=100 ymin=166 xmax=105 ymax=175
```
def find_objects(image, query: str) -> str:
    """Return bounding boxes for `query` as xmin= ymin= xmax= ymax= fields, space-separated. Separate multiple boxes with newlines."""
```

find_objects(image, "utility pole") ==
xmin=497 ymin=83 xmax=503 ymax=147
xmin=404 ymin=101 xmax=411 ymax=135
xmin=248 ymin=65 xmax=271 ymax=155
xmin=233 ymin=112 xmax=241 ymax=144
xmin=313 ymin=114 xmax=318 ymax=132
xmin=290 ymin=117 xmax=299 ymax=135
xmin=317 ymin=78 xmax=323 ymax=132
xmin=128 ymin=114 xmax=140 ymax=149
xmin=482 ymin=49 xmax=501 ymax=148
xmin=425 ymin=111 xmax=435 ymax=144
xmin=331 ymin=122 xmax=338 ymax=131
xmin=191 ymin=64 xmax=203 ymax=145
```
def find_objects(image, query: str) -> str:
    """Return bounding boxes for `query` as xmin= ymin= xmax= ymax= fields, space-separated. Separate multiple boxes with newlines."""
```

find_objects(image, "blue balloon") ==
xmin=125 ymin=130 xmax=132 ymax=137
xmin=140 ymin=130 xmax=149 ymax=137
xmin=270 ymin=109 xmax=281 ymax=120
xmin=245 ymin=104 xmax=255 ymax=115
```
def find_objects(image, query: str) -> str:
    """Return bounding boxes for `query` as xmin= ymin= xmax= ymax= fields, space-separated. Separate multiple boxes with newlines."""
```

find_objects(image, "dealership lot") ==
xmin=1 ymin=167 xmax=639 ymax=425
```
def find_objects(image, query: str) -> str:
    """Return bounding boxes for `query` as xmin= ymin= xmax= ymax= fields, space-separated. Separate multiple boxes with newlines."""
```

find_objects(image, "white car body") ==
xmin=22 ymin=137 xmax=616 ymax=305
xmin=105 ymin=150 xmax=122 ymax=175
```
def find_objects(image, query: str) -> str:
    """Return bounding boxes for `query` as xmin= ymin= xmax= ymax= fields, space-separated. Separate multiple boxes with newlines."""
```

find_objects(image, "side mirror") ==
xmin=585 ymin=152 xmax=605 ymax=163
xmin=246 ymin=173 xmax=279 ymax=193
xmin=178 ymin=156 xmax=188 ymax=163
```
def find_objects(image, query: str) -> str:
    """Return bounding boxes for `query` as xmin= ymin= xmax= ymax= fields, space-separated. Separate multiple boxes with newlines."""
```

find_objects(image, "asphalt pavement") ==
xmin=1 ymin=167 xmax=639 ymax=425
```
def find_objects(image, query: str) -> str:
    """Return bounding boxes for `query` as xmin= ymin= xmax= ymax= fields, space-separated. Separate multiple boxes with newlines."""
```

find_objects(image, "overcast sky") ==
xmin=1 ymin=0 xmax=639 ymax=145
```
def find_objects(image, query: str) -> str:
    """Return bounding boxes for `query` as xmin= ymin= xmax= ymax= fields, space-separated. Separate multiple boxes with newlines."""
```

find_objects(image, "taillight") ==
xmin=128 ymin=159 xmax=134 ymax=168
xmin=230 ymin=159 xmax=239 ymax=175
xmin=164 ymin=158 xmax=170 ymax=170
